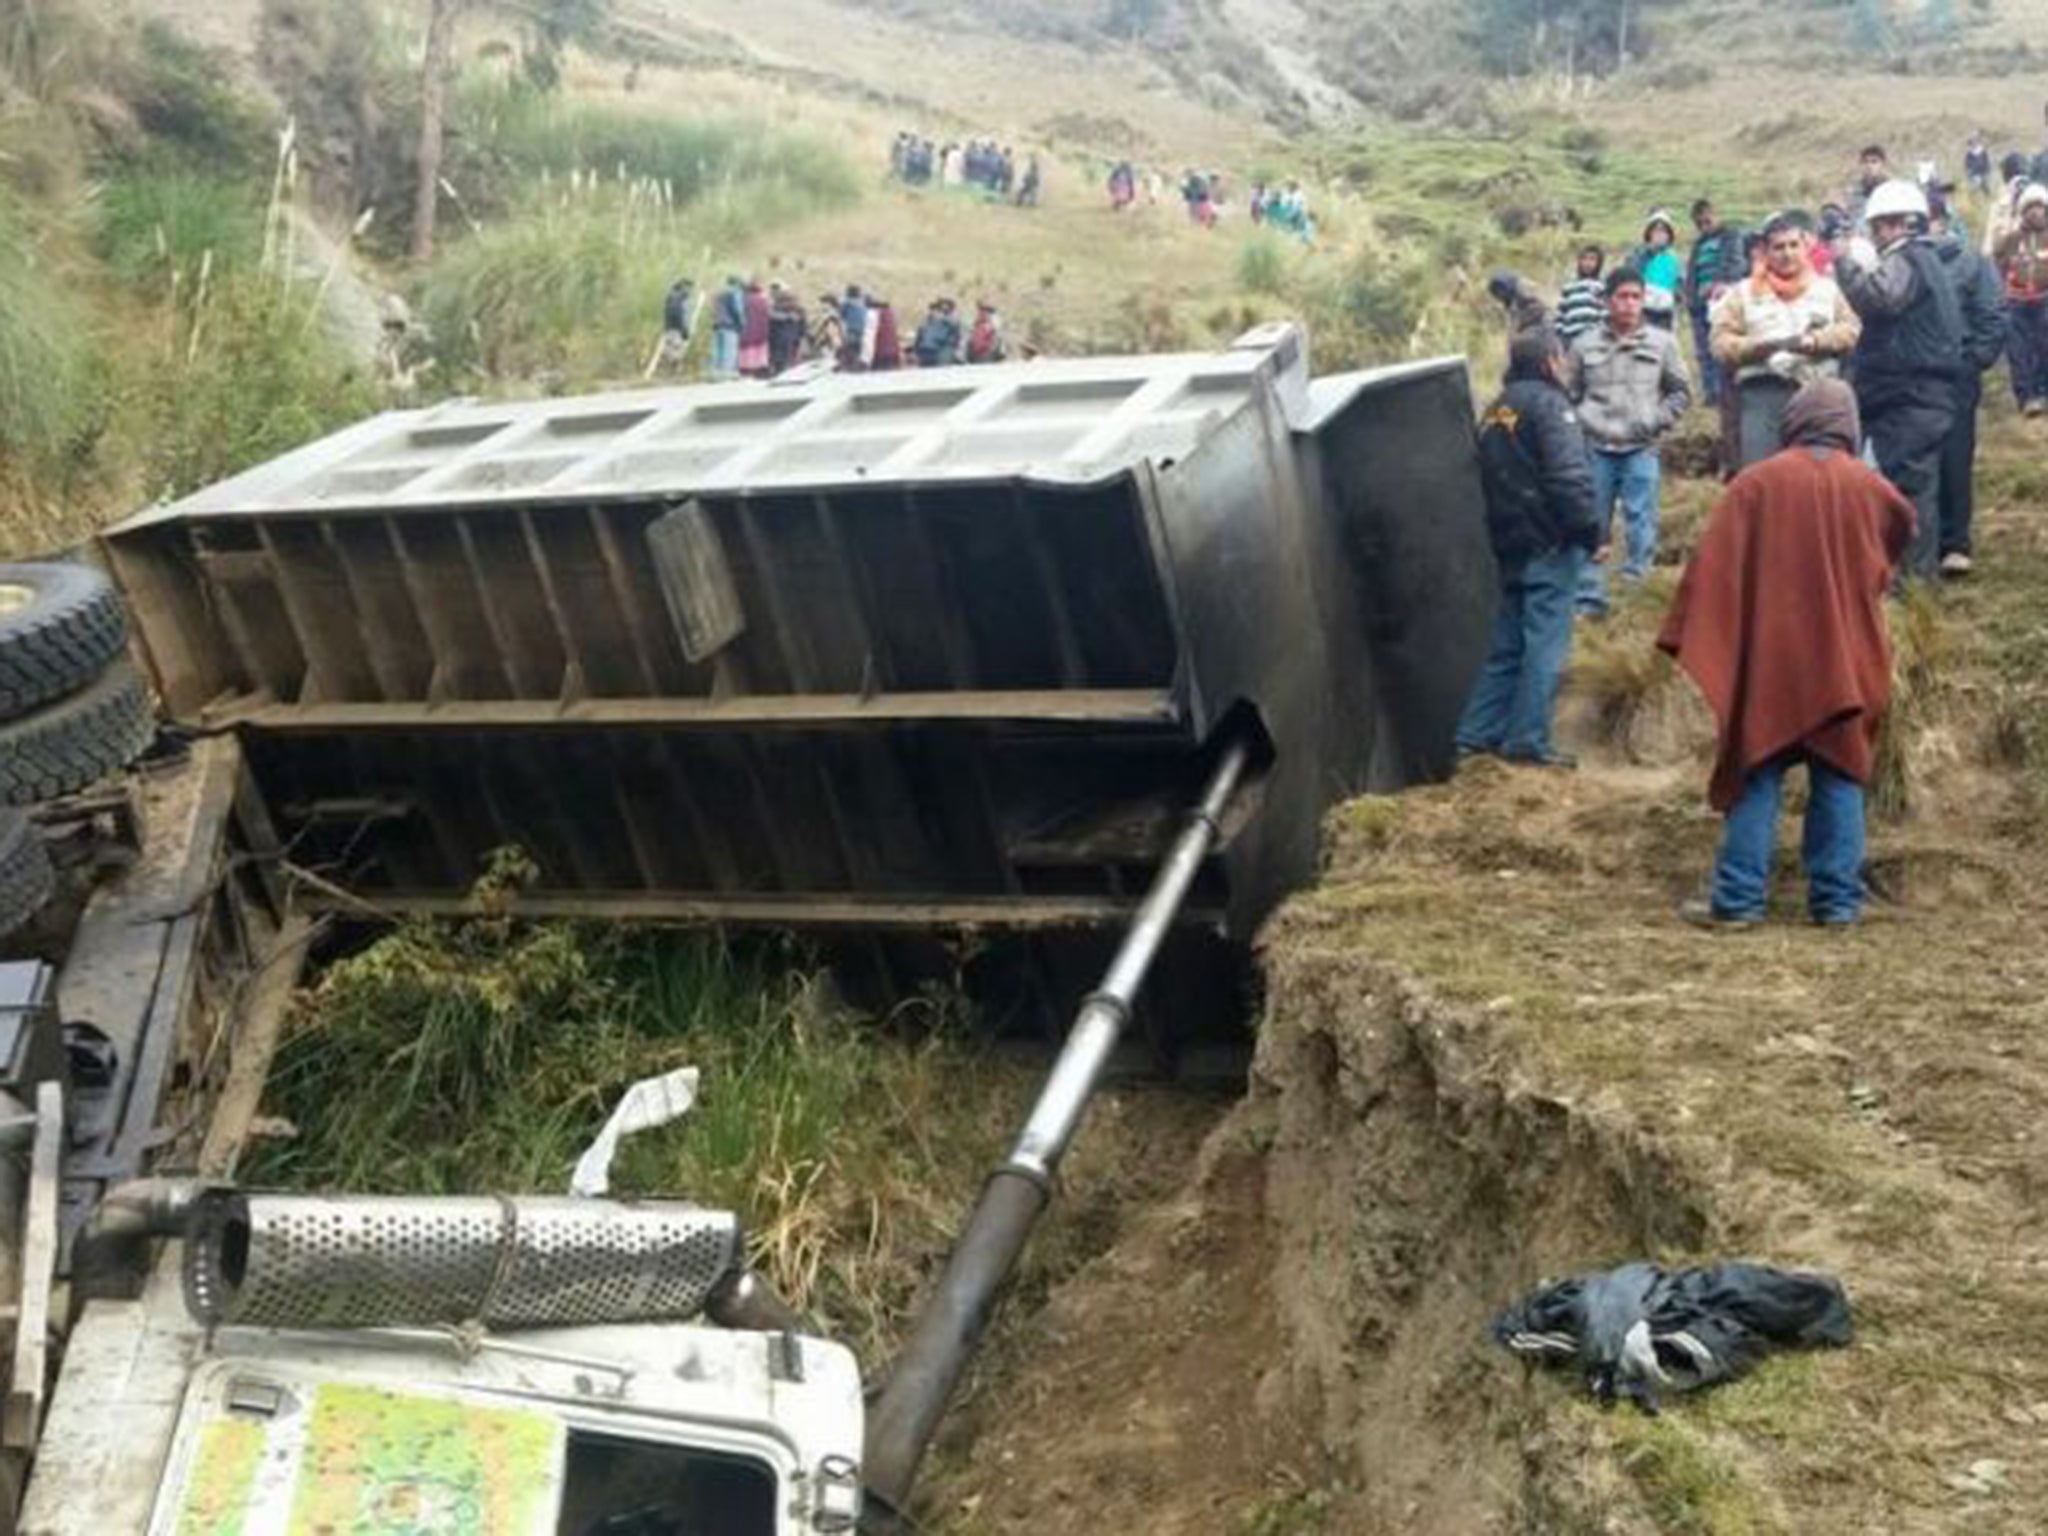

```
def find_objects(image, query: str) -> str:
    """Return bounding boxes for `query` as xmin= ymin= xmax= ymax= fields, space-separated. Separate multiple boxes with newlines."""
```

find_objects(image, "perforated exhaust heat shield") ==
xmin=181 ymin=1190 xmax=742 ymax=1330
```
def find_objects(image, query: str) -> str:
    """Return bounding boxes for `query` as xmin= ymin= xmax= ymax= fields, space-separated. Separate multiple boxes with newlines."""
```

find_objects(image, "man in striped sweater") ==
xmin=1558 ymin=245 xmax=1608 ymax=345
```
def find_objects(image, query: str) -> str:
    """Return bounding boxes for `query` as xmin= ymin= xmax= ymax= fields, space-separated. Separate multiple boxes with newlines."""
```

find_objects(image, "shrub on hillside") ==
xmin=121 ymin=20 xmax=269 ymax=171
xmin=1237 ymin=234 xmax=1289 ymax=297
xmin=455 ymin=86 xmax=859 ymax=220
xmin=0 ymin=195 xmax=104 ymax=477
xmin=131 ymin=275 xmax=375 ymax=501
xmin=94 ymin=166 xmax=264 ymax=285
xmin=417 ymin=158 xmax=850 ymax=385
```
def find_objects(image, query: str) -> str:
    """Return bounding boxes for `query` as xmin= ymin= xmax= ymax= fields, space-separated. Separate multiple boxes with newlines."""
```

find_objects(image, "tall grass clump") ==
xmin=94 ymin=165 xmax=264 ymax=285
xmin=459 ymin=85 xmax=859 ymax=214
xmin=417 ymin=157 xmax=837 ymax=384
xmin=248 ymin=908 xmax=1026 ymax=1359
xmin=1236 ymin=233 xmax=1289 ymax=296
xmin=0 ymin=192 xmax=101 ymax=480
xmin=1871 ymin=584 xmax=1961 ymax=821
xmin=131 ymin=274 xmax=377 ymax=500
xmin=123 ymin=129 xmax=377 ymax=500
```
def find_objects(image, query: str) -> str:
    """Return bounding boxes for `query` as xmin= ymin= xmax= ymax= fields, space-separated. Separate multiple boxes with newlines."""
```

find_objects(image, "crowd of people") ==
xmin=889 ymin=133 xmax=1041 ymax=207
xmin=1461 ymin=113 xmax=2048 ymax=933
xmin=649 ymin=276 xmax=1014 ymax=381
xmin=1103 ymin=161 xmax=1312 ymax=238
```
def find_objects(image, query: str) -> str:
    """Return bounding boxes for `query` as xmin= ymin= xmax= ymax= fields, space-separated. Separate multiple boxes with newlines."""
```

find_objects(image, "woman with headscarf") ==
xmin=737 ymin=280 xmax=771 ymax=378
xmin=1658 ymin=379 xmax=1915 ymax=929
xmin=870 ymin=297 xmax=903 ymax=370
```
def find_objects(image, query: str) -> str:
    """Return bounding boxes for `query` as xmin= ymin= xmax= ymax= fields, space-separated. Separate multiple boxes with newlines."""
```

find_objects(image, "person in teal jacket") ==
xmin=1631 ymin=209 xmax=1685 ymax=331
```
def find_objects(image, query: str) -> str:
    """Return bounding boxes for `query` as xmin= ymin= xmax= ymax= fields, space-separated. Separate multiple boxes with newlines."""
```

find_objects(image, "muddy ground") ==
xmin=925 ymin=425 xmax=2048 ymax=1534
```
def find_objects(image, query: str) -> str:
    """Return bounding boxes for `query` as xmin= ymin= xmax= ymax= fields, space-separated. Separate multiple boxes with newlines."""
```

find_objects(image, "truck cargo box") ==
xmin=103 ymin=326 xmax=1491 ymax=956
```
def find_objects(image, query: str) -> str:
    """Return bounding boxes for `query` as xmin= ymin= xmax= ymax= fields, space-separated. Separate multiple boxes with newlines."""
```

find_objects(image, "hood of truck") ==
xmin=22 ymin=1280 xmax=863 ymax=1536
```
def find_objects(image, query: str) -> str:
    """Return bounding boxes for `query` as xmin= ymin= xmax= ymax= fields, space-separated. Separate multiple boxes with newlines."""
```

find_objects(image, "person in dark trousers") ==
xmin=1566 ymin=266 xmax=1693 ymax=616
xmin=1455 ymin=327 xmax=1604 ymax=770
xmin=1965 ymin=132 xmax=1993 ymax=197
xmin=1835 ymin=179 xmax=1963 ymax=581
xmin=1994 ymin=183 xmax=2048 ymax=414
xmin=1659 ymin=380 xmax=1914 ymax=929
xmin=766 ymin=283 xmax=807 ymax=375
xmin=1686 ymin=199 xmax=1746 ymax=407
xmin=1929 ymin=193 xmax=2005 ymax=576
xmin=709 ymin=275 xmax=746 ymax=380
xmin=838 ymin=286 xmax=869 ymax=371
xmin=911 ymin=298 xmax=961 ymax=367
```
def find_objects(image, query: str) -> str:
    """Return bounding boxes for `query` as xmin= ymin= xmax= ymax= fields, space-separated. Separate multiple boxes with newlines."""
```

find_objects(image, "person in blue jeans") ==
xmin=1565 ymin=267 xmax=1692 ymax=617
xmin=1455 ymin=327 xmax=1605 ymax=769
xmin=1656 ymin=379 xmax=1915 ymax=928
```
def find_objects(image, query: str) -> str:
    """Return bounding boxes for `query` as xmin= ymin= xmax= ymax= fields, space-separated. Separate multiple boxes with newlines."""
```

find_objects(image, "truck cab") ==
xmin=22 ymin=1226 xmax=864 ymax=1534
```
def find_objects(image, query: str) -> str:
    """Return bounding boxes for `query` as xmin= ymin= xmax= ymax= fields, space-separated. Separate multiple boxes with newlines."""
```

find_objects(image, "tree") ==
xmin=412 ymin=0 xmax=466 ymax=263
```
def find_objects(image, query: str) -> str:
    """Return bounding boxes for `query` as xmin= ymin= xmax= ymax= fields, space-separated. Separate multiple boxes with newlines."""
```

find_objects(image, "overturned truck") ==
xmin=22 ymin=326 xmax=1491 ymax=1529
xmin=101 ymin=325 xmax=1490 ymax=1044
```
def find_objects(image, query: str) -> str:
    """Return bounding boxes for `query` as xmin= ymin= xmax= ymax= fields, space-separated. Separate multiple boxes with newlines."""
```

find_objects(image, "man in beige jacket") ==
xmin=1711 ymin=213 xmax=1862 ymax=468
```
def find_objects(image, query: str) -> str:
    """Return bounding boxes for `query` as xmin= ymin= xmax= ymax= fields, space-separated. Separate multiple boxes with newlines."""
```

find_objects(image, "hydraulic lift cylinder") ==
xmin=861 ymin=737 xmax=1252 ymax=1520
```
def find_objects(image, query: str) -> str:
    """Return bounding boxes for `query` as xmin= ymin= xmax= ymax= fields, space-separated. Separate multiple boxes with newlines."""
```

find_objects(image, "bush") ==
xmin=453 ymin=85 xmax=859 ymax=221
xmin=0 ymin=194 xmax=102 ymax=475
xmin=94 ymin=166 xmax=264 ymax=285
xmin=1300 ymin=247 xmax=1430 ymax=367
xmin=1237 ymin=233 xmax=1289 ymax=296
xmin=131 ymin=272 xmax=377 ymax=501
xmin=248 ymin=918 xmax=1026 ymax=1357
xmin=124 ymin=19 xmax=269 ymax=170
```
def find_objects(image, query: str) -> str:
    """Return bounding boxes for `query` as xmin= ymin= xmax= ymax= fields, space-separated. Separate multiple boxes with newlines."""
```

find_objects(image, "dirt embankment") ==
xmin=937 ymin=418 xmax=2048 ymax=1534
xmin=930 ymin=935 xmax=1718 ymax=1534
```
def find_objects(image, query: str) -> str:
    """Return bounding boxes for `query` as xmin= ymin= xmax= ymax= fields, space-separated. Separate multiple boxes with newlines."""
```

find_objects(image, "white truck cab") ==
xmin=21 ymin=1197 xmax=864 ymax=1536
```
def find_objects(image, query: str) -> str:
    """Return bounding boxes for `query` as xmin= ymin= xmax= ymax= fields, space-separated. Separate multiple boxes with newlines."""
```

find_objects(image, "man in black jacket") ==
xmin=1456 ymin=328 xmax=1604 ymax=769
xmin=1837 ymin=179 xmax=1964 ymax=580
xmin=1930 ymin=192 xmax=2005 ymax=576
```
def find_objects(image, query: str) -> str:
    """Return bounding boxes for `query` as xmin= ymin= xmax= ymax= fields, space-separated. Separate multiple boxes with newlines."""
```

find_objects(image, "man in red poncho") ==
xmin=1657 ymin=378 xmax=1915 ymax=928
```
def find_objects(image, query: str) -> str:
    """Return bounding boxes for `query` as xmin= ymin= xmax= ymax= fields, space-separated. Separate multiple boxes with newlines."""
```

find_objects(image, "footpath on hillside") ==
xmin=926 ymin=410 xmax=2048 ymax=1536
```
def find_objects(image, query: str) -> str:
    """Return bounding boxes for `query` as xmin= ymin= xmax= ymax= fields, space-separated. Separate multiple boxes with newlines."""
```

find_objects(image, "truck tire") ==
xmin=0 ymin=661 xmax=155 ymax=806
xmin=0 ymin=809 xmax=53 ymax=938
xmin=0 ymin=561 xmax=129 ymax=724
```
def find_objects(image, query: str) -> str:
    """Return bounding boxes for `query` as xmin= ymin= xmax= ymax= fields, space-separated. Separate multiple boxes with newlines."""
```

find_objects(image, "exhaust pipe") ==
xmin=861 ymin=737 xmax=1253 ymax=1523
xmin=71 ymin=1178 xmax=214 ymax=1306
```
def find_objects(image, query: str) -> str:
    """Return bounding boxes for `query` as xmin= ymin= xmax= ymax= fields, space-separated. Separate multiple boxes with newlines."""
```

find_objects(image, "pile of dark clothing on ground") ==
xmin=1493 ymin=1260 xmax=1854 ymax=1413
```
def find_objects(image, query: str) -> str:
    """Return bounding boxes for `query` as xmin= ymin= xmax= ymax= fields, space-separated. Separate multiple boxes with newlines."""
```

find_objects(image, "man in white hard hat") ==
xmin=1835 ymin=178 xmax=1966 ymax=580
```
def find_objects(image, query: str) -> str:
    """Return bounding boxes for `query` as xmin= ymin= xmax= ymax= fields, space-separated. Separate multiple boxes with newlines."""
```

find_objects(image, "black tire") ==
xmin=0 ymin=661 xmax=155 ymax=806
xmin=0 ymin=561 xmax=129 ymax=724
xmin=0 ymin=808 xmax=53 ymax=937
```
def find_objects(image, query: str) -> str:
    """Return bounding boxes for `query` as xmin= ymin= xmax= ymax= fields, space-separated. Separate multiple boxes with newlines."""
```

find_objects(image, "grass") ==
xmin=93 ymin=164 xmax=264 ymax=285
xmin=248 ymin=898 xmax=1031 ymax=1362
xmin=418 ymin=97 xmax=861 ymax=385
xmin=0 ymin=190 xmax=102 ymax=481
xmin=457 ymin=83 xmax=860 ymax=218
